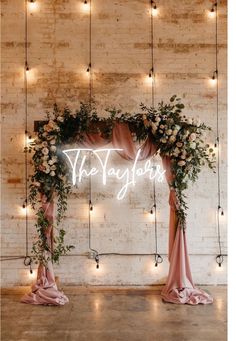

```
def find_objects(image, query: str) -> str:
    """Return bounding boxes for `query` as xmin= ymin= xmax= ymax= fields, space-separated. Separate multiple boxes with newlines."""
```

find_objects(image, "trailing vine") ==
xmin=28 ymin=96 xmax=215 ymax=264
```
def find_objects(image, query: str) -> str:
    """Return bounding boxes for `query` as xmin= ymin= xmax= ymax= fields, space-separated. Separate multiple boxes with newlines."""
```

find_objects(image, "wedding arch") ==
xmin=21 ymin=96 xmax=215 ymax=306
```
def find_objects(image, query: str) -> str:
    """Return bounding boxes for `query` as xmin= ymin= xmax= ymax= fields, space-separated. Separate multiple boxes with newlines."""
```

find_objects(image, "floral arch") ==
xmin=22 ymin=96 xmax=215 ymax=306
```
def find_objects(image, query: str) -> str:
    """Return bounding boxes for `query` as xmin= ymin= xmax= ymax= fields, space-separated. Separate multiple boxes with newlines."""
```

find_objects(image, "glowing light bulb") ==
xmin=82 ymin=0 xmax=90 ymax=13
xmin=208 ymin=8 xmax=216 ymax=18
xmin=151 ymin=6 xmax=158 ymax=16
xmin=28 ymin=0 xmax=37 ymax=12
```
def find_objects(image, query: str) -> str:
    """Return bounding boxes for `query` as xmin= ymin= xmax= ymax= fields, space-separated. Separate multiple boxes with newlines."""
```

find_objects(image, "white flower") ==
xmin=44 ymin=167 xmax=50 ymax=174
xmin=169 ymin=135 xmax=176 ymax=143
xmin=160 ymin=138 xmax=167 ymax=143
xmin=33 ymin=181 xmax=41 ymax=187
xmin=189 ymin=142 xmax=196 ymax=149
xmin=176 ymin=142 xmax=183 ymax=148
xmin=186 ymin=156 xmax=192 ymax=161
xmin=50 ymin=165 xmax=56 ymax=171
xmin=50 ymin=171 xmax=56 ymax=176
xmin=178 ymin=160 xmax=186 ymax=167
xmin=189 ymin=133 xmax=197 ymax=141
xmin=160 ymin=124 xmax=164 ymax=129
xmin=180 ymin=154 xmax=186 ymax=159
xmin=174 ymin=147 xmax=180 ymax=154
xmin=42 ymin=161 xmax=49 ymax=167
xmin=42 ymin=155 xmax=49 ymax=161
xmin=172 ymin=129 xmax=178 ymax=136
xmin=50 ymin=146 xmax=57 ymax=152
xmin=42 ymin=141 xmax=48 ymax=147
xmin=166 ymin=129 xmax=172 ymax=136
xmin=155 ymin=117 xmax=161 ymax=123
xmin=175 ymin=125 xmax=181 ymax=131
xmin=42 ymin=147 xmax=49 ymax=155
xmin=57 ymin=116 xmax=64 ymax=123
xmin=52 ymin=156 xmax=58 ymax=163
xmin=50 ymin=139 xmax=56 ymax=145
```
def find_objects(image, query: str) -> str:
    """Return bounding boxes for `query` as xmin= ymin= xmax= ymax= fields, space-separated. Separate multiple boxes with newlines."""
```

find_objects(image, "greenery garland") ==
xmin=28 ymin=96 xmax=215 ymax=265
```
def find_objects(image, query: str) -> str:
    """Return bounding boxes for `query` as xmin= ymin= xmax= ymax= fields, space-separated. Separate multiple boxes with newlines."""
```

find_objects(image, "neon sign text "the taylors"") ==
xmin=62 ymin=148 xmax=166 ymax=200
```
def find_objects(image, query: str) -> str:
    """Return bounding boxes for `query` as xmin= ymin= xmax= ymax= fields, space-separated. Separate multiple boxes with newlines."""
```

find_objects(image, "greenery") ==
xmin=28 ymin=96 xmax=215 ymax=264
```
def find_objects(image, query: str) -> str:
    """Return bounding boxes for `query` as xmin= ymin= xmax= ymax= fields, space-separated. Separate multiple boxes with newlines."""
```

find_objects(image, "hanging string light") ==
xmin=149 ymin=0 xmax=156 ymax=106
xmin=151 ymin=0 xmax=158 ymax=16
xmin=152 ymin=165 xmax=163 ymax=267
xmin=212 ymin=1 xmax=224 ymax=268
xmin=23 ymin=0 xmax=31 ymax=274
xmin=208 ymin=1 xmax=217 ymax=18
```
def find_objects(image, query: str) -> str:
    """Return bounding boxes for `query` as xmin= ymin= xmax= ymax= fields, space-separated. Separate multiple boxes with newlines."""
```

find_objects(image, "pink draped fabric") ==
xmin=161 ymin=157 xmax=213 ymax=305
xmin=21 ymin=197 xmax=69 ymax=306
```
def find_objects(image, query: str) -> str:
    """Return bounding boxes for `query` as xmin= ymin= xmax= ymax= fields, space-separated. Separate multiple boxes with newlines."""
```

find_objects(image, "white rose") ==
xmin=50 ymin=146 xmax=57 ymax=152
xmin=189 ymin=142 xmax=196 ymax=149
xmin=33 ymin=181 xmax=40 ymax=187
xmin=51 ymin=165 xmax=56 ymax=171
xmin=42 ymin=155 xmax=49 ymax=161
xmin=42 ymin=147 xmax=49 ymax=155
xmin=166 ymin=129 xmax=172 ymax=136
xmin=50 ymin=171 xmax=56 ymax=176
xmin=174 ymin=147 xmax=180 ymax=154
xmin=178 ymin=160 xmax=186 ymax=167
xmin=42 ymin=161 xmax=49 ymax=167
xmin=160 ymin=138 xmax=167 ymax=143
xmin=51 ymin=156 xmax=58 ymax=163
xmin=50 ymin=139 xmax=56 ymax=145
xmin=44 ymin=167 xmax=50 ymax=174
xmin=57 ymin=116 xmax=64 ymax=122
xmin=180 ymin=154 xmax=186 ymax=159
xmin=172 ymin=129 xmax=178 ymax=136
xmin=160 ymin=124 xmax=164 ymax=129
xmin=155 ymin=117 xmax=161 ymax=123
xmin=159 ymin=129 xmax=163 ymax=134
xmin=42 ymin=141 xmax=48 ymax=147
xmin=169 ymin=135 xmax=176 ymax=143
xmin=175 ymin=125 xmax=181 ymax=131
xmin=189 ymin=133 xmax=197 ymax=141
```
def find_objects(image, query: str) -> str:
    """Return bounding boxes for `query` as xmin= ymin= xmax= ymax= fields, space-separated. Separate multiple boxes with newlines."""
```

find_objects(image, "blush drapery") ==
xmin=22 ymin=122 xmax=213 ymax=305
xmin=161 ymin=157 xmax=213 ymax=305
xmin=21 ymin=196 xmax=69 ymax=305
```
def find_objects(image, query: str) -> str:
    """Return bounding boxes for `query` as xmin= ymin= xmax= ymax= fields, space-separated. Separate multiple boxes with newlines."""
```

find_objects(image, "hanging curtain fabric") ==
xmin=161 ymin=157 xmax=213 ymax=305
xmin=21 ymin=196 xmax=69 ymax=305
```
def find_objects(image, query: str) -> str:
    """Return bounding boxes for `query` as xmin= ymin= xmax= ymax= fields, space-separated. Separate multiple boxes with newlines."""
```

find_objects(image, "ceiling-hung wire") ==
xmin=214 ymin=1 xmax=224 ymax=268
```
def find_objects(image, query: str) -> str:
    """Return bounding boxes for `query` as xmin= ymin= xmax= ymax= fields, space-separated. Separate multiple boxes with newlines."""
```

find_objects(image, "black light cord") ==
xmin=150 ymin=0 xmax=155 ymax=107
xmin=214 ymin=1 xmax=224 ymax=268
xmin=24 ymin=0 xmax=29 ymax=261
xmin=88 ymin=154 xmax=99 ymax=260
xmin=89 ymin=0 xmax=92 ymax=104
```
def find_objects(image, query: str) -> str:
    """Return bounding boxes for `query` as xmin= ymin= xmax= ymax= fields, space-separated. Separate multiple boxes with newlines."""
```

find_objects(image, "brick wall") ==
xmin=1 ymin=0 xmax=227 ymax=286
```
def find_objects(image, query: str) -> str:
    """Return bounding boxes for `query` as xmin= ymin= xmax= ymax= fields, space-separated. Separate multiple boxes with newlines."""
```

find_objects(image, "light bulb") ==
xmin=151 ymin=6 xmax=158 ymax=16
xmin=208 ymin=8 xmax=216 ymax=18
xmin=28 ymin=0 xmax=37 ymax=12
xmin=82 ymin=0 xmax=90 ymax=13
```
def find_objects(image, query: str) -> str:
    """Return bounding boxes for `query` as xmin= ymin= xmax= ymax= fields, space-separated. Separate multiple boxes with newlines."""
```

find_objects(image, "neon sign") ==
xmin=62 ymin=148 xmax=166 ymax=200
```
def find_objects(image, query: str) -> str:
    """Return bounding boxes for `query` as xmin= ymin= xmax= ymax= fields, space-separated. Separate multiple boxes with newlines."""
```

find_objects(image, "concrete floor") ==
xmin=1 ymin=286 xmax=226 ymax=341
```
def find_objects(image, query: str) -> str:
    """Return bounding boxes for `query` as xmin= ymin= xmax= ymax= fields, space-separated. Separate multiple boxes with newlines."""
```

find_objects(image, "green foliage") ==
xmin=28 ymin=97 xmax=215 ymax=264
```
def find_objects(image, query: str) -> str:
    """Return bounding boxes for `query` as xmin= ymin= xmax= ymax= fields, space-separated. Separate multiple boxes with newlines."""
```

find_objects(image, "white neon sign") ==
xmin=62 ymin=148 xmax=165 ymax=200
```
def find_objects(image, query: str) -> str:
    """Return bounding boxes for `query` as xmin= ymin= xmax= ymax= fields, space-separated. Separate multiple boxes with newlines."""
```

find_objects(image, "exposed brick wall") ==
xmin=1 ymin=0 xmax=227 ymax=286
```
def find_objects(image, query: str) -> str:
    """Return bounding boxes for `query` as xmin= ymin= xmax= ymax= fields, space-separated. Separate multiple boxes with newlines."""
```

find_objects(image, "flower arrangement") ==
xmin=28 ymin=96 xmax=215 ymax=264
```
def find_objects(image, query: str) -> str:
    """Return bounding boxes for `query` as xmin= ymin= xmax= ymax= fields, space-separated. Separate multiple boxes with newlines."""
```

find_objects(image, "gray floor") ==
xmin=1 ymin=286 xmax=226 ymax=341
